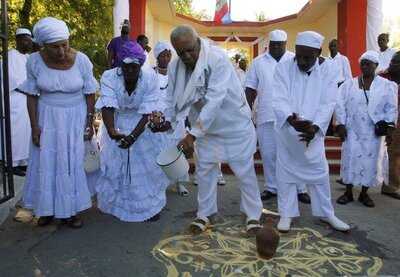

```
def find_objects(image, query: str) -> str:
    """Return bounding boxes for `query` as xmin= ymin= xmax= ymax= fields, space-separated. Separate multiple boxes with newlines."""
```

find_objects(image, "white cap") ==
xmin=269 ymin=30 xmax=287 ymax=42
xmin=16 ymin=28 xmax=32 ymax=37
xmin=359 ymin=50 xmax=379 ymax=64
xmin=295 ymin=31 xmax=324 ymax=49
xmin=153 ymin=41 xmax=173 ymax=59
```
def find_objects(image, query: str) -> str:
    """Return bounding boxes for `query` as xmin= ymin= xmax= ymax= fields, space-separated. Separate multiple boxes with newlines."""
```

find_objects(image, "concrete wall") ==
xmin=145 ymin=2 xmax=176 ymax=65
xmin=144 ymin=2 xmax=337 ymax=62
xmin=257 ymin=6 xmax=338 ymax=57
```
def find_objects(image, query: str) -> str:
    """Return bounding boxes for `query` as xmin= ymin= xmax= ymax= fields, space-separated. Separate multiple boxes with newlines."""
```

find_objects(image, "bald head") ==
xmin=170 ymin=25 xmax=201 ymax=70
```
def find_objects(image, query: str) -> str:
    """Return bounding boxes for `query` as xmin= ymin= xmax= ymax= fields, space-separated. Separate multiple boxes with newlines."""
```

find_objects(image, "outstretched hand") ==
xmin=177 ymin=134 xmax=196 ymax=159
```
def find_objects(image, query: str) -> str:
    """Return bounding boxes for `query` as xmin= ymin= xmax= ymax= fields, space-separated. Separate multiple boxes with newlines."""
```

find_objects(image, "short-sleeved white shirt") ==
xmin=245 ymin=51 xmax=294 ymax=125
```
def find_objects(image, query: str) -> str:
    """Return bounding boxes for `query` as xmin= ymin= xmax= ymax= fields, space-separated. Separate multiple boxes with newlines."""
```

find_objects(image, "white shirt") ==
xmin=272 ymin=58 xmax=338 ymax=184
xmin=377 ymin=47 xmax=397 ymax=73
xmin=245 ymin=51 xmax=294 ymax=125
xmin=328 ymin=52 xmax=352 ymax=83
xmin=165 ymin=39 xmax=256 ymax=163
xmin=7 ymin=49 xmax=29 ymax=91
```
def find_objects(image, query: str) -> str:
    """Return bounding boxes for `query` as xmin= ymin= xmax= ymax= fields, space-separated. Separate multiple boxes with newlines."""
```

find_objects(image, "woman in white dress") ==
xmin=96 ymin=41 xmax=169 ymax=222
xmin=336 ymin=51 xmax=398 ymax=207
xmin=19 ymin=17 xmax=98 ymax=227
xmin=153 ymin=41 xmax=189 ymax=196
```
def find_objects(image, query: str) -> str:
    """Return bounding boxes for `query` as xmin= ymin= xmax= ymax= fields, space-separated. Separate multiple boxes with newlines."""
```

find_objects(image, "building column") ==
xmin=129 ymin=0 xmax=146 ymax=39
xmin=337 ymin=0 xmax=367 ymax=76
xmin=253 ymin=44 xmax=259 ymax=59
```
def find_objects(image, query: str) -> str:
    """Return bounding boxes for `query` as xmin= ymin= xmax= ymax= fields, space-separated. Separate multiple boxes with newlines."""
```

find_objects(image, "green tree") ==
xmin=7 ymin=0 xmax=114 ymax=77
xmin=173 ymin=0 xmax=211 ymax=20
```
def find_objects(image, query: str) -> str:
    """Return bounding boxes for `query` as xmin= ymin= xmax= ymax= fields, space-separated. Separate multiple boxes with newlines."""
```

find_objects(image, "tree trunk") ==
xmin=19 ymin=0 xmax=33 ymax=28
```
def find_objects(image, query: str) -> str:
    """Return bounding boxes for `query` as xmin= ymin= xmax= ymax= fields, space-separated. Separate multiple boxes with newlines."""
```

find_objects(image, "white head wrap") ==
xmin=296 ymin=31 xmax=324 ymax=49
xmin=359 ymin=50 xmax=379 ymax=64
xmin=16 ymin=28 xmax=32 ymax=37
xmin=153 ymin=41 xmax=172 ymax=59
xmin=33 ymin=17 xmax=70 ymax=46
xmin=269 ymin=30 xmax=287 ymax=42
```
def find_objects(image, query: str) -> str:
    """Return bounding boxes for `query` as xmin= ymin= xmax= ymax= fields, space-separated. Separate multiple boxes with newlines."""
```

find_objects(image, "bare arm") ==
xmin=119 ymin=115 xmax=149 ymax=149
xmin=245 ymin=87 xmax=257 ymax=110
xmin=27 ymin=95 xmax=40 ymax=147
xmin=101 ymin=107 xmax=124 ymax=140
xmin=84 ymin=94 xmax=95 ymax=140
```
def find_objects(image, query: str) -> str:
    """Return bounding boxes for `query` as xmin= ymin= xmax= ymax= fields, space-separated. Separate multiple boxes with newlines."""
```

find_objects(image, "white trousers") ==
xmin=277 ymin=180 xmax=335 ymax=218
xmin=196 ymin=156 xmax=263 ymax=220
xmin=257 ymin=122 xmax=307 ymax=193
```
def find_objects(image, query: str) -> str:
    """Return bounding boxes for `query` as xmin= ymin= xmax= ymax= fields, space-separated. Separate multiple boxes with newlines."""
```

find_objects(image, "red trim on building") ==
xmin=129 ymin=0 xmax=146 ymax=39
xmin=337 ymin=0 xmax=367 ymax=76
xmin=207 ymin=36 xmax=258 ymax=42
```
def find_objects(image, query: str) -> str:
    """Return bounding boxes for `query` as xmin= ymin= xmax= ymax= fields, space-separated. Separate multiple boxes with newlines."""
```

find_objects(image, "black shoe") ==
xmin=62 ymin=216 xmax=83 ymax=228
xmin=17 ymin=165 xmax=27 ymax=172
xmin=337 ymin=193 xmax=354 ymax=205
xmin=260 ymin=190 xmax=277 ymax=201
xmin=37 ymin=216 xmax=54 ymax=226
xmin=381 ymin=190 xmax=400 ymax=200
xmin=146 ymin=213 xmax=160 ymax=222
xmin=358 ymin=193 xmax=375 ymax=207
xmin=298 ymin=193 xmax=311 ymax=204
xmin=12 ymin=167 xmax=26 ymax=177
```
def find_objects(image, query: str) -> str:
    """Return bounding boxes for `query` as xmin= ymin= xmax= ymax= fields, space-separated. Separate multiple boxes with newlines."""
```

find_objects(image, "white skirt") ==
xmin=96 ymin=112 xmax=169 ymax=222
xmin=340 ymin=130 xmax=382 ymax=187
xmin=23 ymin=93 xmax=92 ymax=218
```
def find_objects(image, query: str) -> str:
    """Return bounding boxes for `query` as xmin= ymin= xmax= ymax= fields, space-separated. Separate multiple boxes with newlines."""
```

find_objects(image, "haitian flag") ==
xmin=214 ymin=0 xmax=232 ymax=24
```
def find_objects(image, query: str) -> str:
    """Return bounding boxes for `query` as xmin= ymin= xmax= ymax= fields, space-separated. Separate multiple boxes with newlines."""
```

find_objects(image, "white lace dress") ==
xmin=19 ymin=52 xmax=98 ymax=218
xmin=95 ymin=68 xmax=169 ymax=222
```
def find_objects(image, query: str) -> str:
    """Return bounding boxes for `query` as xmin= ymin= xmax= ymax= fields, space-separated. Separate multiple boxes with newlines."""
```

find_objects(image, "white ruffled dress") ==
xmin=19 ymin=52 xmax=98 ymax=218
xmin=95 ymin=68 xmax=169 ymax=222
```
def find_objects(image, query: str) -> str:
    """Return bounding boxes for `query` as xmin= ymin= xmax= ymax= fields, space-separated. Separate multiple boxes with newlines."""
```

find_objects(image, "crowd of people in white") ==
xmin=5 ymin=16 xmax=400 ymax=234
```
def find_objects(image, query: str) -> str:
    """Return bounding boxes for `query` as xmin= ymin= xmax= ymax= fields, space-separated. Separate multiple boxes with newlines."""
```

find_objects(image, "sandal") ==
xmin=177 ymin=183 xmax=189 ymax=197
xmin=189 ymin=216 xmax=210 ymax=235
xmin=246 ymin=219 xmax=262 ymax=236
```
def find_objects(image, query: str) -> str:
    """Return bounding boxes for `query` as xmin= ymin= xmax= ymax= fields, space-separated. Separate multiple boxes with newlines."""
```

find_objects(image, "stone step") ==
xmin=189 ymin=136 xmax=342 ymax=175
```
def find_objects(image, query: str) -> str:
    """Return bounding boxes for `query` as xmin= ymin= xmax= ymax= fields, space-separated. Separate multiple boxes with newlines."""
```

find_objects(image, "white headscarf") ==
xmin=296 ymin=31 xmax=324 ymax=49
xmin=359 ymin=50 xmax=379 ymax=64
xmin=153 ymin=41 xmax=172 ymax=59
xmin=33 ymin=17 xmax=70 ymax=46
xmin=269 ymin=30 xmax=287 ymax=42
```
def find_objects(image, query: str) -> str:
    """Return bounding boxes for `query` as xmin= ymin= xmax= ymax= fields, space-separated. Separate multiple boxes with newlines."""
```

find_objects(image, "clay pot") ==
xmin=256 ymin=220 xmax=280 ymax=260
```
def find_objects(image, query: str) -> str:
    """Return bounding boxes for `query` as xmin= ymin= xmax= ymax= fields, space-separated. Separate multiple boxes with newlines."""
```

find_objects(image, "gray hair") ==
xmin=170 ymin=25 xmax=198 ymax=42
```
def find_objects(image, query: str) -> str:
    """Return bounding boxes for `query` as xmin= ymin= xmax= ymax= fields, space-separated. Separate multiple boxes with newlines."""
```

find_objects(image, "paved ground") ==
xmin=0 ymin=175 xmax=400 ymax=277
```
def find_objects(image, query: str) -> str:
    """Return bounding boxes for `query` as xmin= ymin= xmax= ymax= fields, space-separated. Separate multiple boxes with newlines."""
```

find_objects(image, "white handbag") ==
xmin=84 ymin=137 xmax=100 ymax=173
